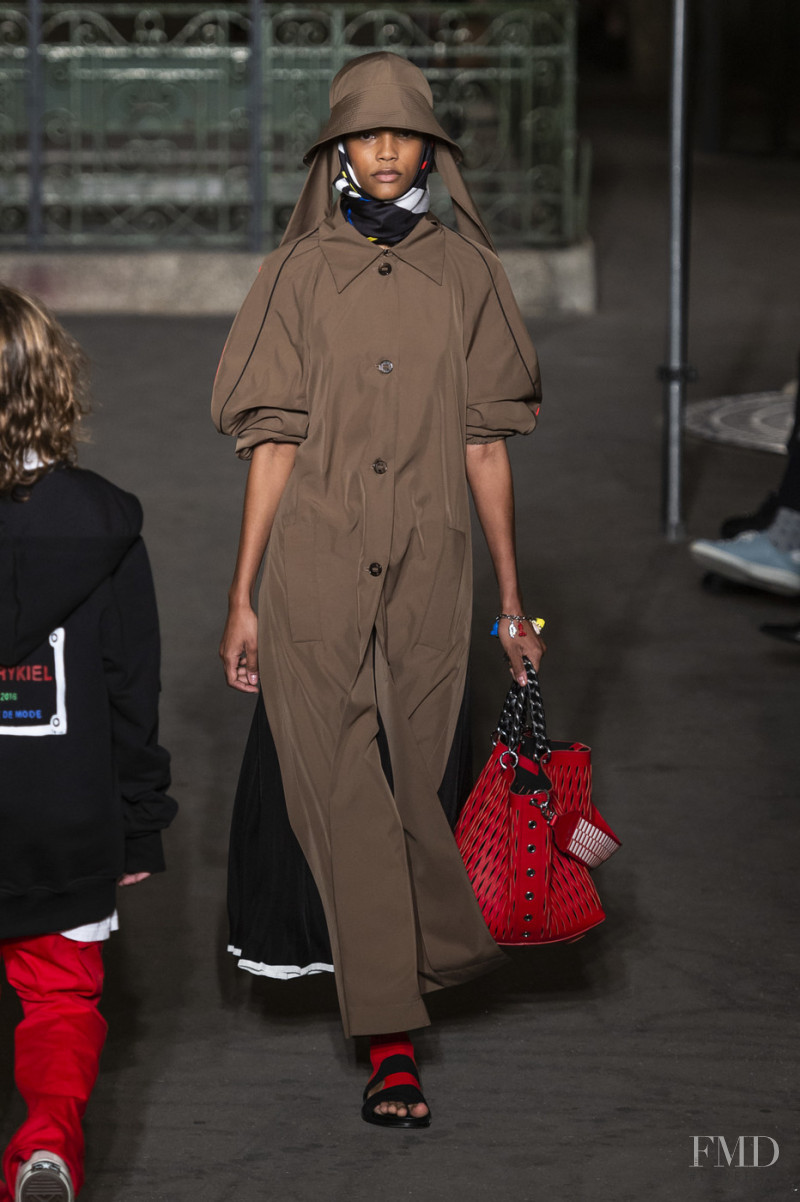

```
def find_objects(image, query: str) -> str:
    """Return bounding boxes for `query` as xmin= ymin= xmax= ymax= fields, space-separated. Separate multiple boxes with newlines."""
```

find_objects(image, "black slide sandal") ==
xmin=361 ymin=1053 xmax=432 ymax=1129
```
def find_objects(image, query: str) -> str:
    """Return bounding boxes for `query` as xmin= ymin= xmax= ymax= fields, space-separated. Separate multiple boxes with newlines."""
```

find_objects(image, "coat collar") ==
xmin=318 ymin=208 xmax=445 ymax=292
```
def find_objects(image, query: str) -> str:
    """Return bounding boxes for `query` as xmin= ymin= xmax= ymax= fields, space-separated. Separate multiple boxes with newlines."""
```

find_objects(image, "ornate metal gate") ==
xmin=0 ymin=2 xmax=583 ymax=250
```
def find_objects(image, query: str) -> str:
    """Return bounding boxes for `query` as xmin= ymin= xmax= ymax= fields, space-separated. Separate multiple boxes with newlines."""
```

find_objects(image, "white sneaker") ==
xmin=15 ymin=1150 xmax=74 ymax=1202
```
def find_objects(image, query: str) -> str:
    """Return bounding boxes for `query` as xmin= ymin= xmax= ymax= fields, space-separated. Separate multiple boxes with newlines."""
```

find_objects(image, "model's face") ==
xmin=344 ymin=128 xmax=425 ymax=200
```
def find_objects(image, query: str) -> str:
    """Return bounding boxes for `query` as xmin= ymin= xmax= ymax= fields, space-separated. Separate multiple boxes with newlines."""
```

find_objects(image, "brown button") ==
xmin=372 ymin=459 xmax=387 ymax=474
xmin=378 ymin=262 xmax=392 ymax=276
xmin=377 ymin=360 xmax=393 ymax=374
xmin=368 ymin=562 xmax=383 ymax=577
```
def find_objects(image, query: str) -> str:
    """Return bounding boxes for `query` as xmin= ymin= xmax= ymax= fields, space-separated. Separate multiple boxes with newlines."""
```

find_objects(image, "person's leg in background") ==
xmin=759 ymin=407 xmax=800 ymax=639
xmin=690 ymin=358 xmax=800 ymax=596
xmin=0 ymin=934 xmax=107 ymax=1200
xmin=718 ymin=352 xmax=800 ymax=539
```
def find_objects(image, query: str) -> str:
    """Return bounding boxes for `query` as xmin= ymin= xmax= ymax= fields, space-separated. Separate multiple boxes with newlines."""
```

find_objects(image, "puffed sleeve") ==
xmin=464 ymin=248 xmax=542 ymax=444
xmin=101 ymin=537 xmax=178 ymax=873
xmin=211 ymin=242 xmax=309 ymax=458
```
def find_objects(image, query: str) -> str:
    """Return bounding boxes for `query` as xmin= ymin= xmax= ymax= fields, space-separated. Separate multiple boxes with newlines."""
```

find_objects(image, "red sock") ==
xmin=369 ymin=1032 xmax=415 ymax=1075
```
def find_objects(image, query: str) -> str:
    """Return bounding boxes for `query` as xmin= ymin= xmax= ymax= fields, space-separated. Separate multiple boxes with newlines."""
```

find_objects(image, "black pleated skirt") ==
xmin=227 ymin=684 xmax=472 ymax=978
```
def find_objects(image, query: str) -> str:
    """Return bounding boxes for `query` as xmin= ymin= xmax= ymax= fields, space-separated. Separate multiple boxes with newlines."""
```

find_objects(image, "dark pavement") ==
xmin=1 ymin=108 xmax=799 ymax=1201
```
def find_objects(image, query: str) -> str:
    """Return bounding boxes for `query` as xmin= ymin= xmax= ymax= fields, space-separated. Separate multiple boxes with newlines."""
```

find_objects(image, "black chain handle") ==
xmin=493 ymin=656 xmax=550 ymax=765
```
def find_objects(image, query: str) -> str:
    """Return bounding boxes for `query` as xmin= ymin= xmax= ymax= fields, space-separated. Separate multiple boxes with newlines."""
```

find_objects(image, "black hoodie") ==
xmin=0 ymin=464 xmax=177 ymax=939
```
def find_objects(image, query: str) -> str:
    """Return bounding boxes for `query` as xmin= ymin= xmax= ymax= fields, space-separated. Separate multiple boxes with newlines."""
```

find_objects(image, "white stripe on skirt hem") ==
xmin=227 ymin=945 xmax=334 ymax=979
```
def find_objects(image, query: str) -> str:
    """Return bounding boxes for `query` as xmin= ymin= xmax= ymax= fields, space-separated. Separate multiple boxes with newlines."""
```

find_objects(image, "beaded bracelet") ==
xmin=490 ymin=614 xmax=545 ymax=638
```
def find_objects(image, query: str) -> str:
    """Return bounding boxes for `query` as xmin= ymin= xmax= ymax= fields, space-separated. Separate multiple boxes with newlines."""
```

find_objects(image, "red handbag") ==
xmin=455 ymin=662 xmax=620 ymax=945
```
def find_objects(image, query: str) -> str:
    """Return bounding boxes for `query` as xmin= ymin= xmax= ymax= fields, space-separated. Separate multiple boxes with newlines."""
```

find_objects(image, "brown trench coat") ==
xmin=212 ymin=206 xmax=541 ymax=1036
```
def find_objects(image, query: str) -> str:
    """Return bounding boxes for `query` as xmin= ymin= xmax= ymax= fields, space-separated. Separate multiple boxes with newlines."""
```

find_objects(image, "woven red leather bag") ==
xmin=455 ymin=662 xmax=620 ymax=945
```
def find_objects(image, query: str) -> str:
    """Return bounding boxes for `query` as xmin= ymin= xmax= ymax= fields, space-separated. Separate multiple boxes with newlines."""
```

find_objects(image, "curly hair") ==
xmin=0 ymin=283 xmax=89 ymax=496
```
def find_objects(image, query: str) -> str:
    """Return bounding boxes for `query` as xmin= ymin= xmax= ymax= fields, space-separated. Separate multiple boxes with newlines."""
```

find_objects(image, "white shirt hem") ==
xmin=61 ymin=911 xmax=119 ymax=942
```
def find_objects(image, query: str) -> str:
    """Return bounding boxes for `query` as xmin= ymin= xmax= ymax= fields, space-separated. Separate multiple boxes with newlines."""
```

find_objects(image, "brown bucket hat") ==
xmin=281 ymin=51 xmax=494 ymax=251
xmin=303 ymin=51 xmax=461 ymax=164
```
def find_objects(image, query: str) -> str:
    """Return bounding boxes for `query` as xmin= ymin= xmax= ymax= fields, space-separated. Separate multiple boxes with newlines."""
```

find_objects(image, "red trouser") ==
xmin=0 ymin=934 xmax=107 ymax=1198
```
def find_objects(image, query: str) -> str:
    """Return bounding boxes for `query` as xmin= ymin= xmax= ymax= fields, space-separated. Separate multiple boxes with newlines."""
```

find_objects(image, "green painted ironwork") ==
xmin=0 ymin=2 xmax=584 ymax=249
xmin=0 ymin=3 xmax=252 ymax=247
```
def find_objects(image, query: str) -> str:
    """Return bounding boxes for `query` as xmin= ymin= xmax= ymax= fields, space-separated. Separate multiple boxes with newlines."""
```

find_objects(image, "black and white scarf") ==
xmin=334 ymin=140 xmax=434 ymax=245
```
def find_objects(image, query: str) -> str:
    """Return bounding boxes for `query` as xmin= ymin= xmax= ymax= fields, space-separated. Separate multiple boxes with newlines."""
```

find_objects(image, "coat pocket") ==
xmin=419 ymin=526 xmax=467 ymax=651
xmin=282 ymin=521 xmax=320 ymax=642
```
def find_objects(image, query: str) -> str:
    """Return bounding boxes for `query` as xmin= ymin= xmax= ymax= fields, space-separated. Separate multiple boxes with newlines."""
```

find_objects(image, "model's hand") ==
xmin=118 ymin=872 xmax=151 ymax=887
xmin=220 ymin=602 xmax=260 ymax=692
xmin=498 ymin=618 xmax=546 ymax=686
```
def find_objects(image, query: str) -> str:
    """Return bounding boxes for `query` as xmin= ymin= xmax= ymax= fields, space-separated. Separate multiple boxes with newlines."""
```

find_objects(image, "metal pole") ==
xmin=248 ymin=0 xmax=264 ymax=251
xmin=27 ymin=0 xmax=44 ymax=248
xmin=659 ymin=0 xmax=696 ymax=540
